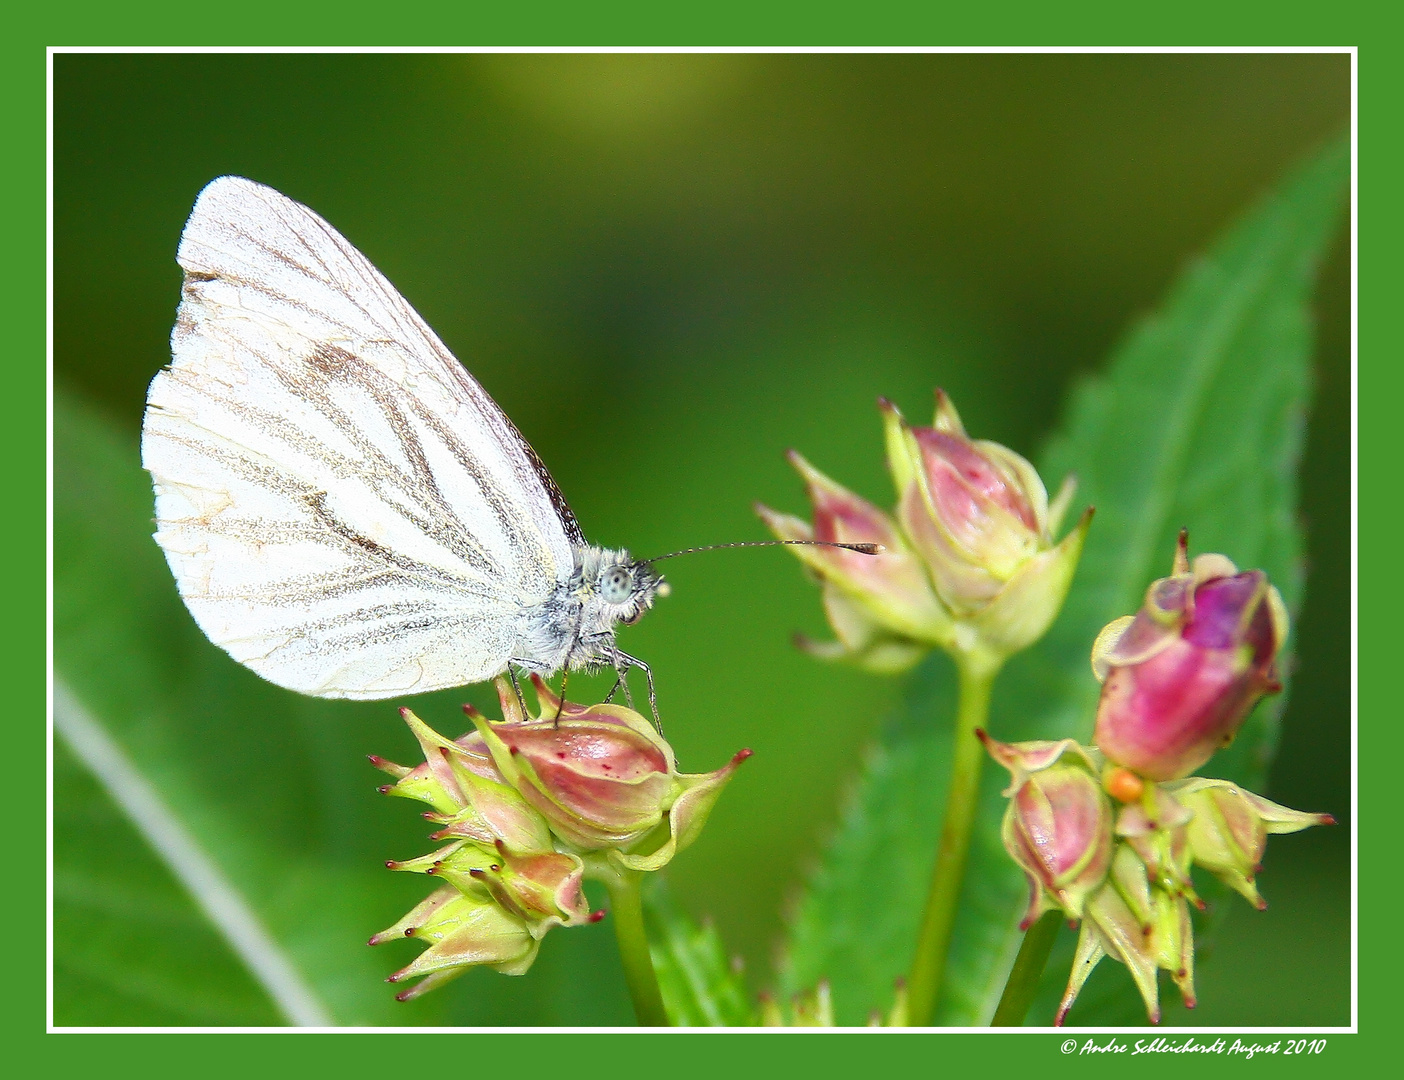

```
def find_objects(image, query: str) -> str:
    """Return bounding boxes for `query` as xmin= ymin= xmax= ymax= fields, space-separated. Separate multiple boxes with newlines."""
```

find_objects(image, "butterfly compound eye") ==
xmin=602 ymin=566 xmax=635 ymax=605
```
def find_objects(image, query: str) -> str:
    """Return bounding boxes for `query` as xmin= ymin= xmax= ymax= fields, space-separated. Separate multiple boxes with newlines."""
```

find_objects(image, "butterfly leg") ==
xmin=611 ymin=648 xmax=661 ymax=736
xmin=505 ymin=662 xmax=531 ymax=719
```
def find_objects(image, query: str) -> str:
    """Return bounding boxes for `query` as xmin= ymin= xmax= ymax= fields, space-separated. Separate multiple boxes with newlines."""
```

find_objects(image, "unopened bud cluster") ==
xmin=370 ymin=676 xmax=748 ymax=1000
xmin=757 ymin=390 xmax=1090 ymax=673
xmin=983 ymin=536 xmax=1331 ymax=1025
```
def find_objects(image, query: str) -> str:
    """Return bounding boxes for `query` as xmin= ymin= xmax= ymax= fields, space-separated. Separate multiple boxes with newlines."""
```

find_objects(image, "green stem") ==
xmin=989 ymin=909 xmax=1062 ymax=1026
xmin=903 ymin=653 xmax=999 ymax=1026
xmin=604 ymin=868 xmax=670 ymax=1027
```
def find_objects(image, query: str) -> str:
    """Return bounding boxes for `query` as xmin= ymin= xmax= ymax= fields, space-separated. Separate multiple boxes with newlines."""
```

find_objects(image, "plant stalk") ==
xmin=990 ymin=909 xmax=1062 ymax=1026
xmin=903 ymin=653 xmax=998 ymax=1026
xmin=604 ymin=868 xmax=670 ymax=1027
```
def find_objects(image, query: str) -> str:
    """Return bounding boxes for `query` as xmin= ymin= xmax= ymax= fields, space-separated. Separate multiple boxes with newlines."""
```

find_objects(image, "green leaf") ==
xmin=645 ymin=881 xmax=756 ymax=1026
xmin=53 ymin=390 xmax=633 ymax=1026
xmin=778 ymin=135 xmax=1348 ymax=1026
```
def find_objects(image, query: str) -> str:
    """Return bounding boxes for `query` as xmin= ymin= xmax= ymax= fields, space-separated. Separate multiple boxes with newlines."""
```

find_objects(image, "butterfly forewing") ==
xmin=142 ymin=177 xmax=580 ymax=698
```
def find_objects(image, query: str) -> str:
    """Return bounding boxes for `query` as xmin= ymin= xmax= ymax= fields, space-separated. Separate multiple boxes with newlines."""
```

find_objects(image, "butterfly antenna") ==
xmin=642 ymin=539 xmax=884 ymax=563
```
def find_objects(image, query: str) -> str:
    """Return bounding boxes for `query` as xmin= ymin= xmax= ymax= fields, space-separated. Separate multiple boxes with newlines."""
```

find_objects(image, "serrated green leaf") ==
xmin=778 ymin=135 xmax=1347 ymax=1026
xmin=645 ymin=881 xmax=756 ymax=1026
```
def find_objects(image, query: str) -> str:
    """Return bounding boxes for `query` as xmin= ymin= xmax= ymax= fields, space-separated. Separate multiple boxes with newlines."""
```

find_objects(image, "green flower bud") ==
xmin=1166 ymin=777 xmax=1335 ymax=909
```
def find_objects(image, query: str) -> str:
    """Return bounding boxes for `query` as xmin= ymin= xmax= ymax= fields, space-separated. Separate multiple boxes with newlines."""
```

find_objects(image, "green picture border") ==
xmin=19 ymin=2 xmax=1387 ymax=1075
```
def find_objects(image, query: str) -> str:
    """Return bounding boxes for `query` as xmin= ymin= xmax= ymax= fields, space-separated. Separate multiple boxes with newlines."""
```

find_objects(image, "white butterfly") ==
xmin=141 ymin=177 xmax=665 ymax=704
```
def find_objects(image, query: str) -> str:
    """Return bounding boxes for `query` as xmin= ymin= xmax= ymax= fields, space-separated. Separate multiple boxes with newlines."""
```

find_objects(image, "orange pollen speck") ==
xmin=1105 ymin=766 xmax=1145 ymax=803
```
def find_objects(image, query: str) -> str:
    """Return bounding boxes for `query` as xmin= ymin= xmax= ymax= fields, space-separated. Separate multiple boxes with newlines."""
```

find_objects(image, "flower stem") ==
xmin=903 ymin=653 xmax=999 ymax=1026
xmin=990 ymin=909 xmax=1062 ymax=1026
xmin=604 ymin=868 xmax=670 ymax=1027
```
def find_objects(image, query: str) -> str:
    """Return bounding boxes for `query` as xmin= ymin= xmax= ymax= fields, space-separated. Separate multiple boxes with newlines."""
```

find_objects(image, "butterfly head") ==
xmin=596 ymin=554 xmax=666 ymax=627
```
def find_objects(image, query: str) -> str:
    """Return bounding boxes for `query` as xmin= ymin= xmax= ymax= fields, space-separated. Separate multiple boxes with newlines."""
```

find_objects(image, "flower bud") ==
xmin=1091 ymin=532 xmax=1289 ymax=781
xmin=470 ymin=841 xmax=602 ymax=937
xmin=980 ymin=732 xmax=1114 ymax=926
xmin=470 ymin=677 xmax=750 ymax=872
xmin=883 ymin=392 xmax=1091 ymax=656
xmin=370 ymin=886 xmax=539 ymax=1000
xmin=1166 ymin=777 xmax=1334 ymax=909
xmin=371 ymin=683 xmax=748 ymax=998
xmin=756 ymin=452 xmax=953 ymax=670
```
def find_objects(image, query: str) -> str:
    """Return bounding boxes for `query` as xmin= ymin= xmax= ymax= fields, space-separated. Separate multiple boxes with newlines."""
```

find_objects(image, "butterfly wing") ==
xmin=142 ymin=176 xmax=583 ymax=699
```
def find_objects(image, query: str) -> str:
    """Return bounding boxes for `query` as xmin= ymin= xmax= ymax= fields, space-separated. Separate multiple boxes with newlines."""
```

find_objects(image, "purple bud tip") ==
xmin=394 ymin=990 xmax=413 ymax=1002
xmin=366 ymin=936 xmax=379 ymax=946
xmin=387 ymin=972 xmax=402 ymax=983
xmin=1054 ymin=1006 xmax=1069 ymax=1027
xmin=367 ymin=754 xmax=381 ymax=765
xmin=377 ymin=785 xmax=392 ymax=794
xmin=398 ymin=707 xmax=411 ymax=719
xmin=876 ymin=395 xmax=896 ymax=412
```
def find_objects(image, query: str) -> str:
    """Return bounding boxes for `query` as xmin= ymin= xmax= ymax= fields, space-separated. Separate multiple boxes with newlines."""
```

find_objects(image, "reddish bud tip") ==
xmin=398 ymin=707 xmax=412 ymax=719
xmin=394 ymin=990 xmax=413 ymax=1002
xmin=377 ymin=785 xmax=392 ymax=794
xmin=588 ymin=909 xmax=607 ymax=923
xmin=1255 ymin=898 xmax=1268 ymax=911
xmin=974 ymin=727 xmax=991 ymax=747
xmin=1183 ymin=996 xmax=1197 ymax=1010
xmin=404 ymin=928 xmax=415 ymax=937
xmin=366 ymin=936 xmax=378 ymax=946
xmin=468 ymin=868 xmax=484 ymax=878
xmin=1018 ymin=916 xmax=1033 ymax=931
xmin=732 ymin=748 xmax=754 ymax=765
xmin=386 ymin=972 xmax=402 ymax=983
xmin=384 ymin=860 xmax=398 ymax=868
xmin=1322 ymin=814 xmax=1338 ymax=826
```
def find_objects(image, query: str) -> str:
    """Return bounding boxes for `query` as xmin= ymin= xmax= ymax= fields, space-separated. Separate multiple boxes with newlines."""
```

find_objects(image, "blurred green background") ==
xmin=53 ymin=53 xmax=1350 ymax=1026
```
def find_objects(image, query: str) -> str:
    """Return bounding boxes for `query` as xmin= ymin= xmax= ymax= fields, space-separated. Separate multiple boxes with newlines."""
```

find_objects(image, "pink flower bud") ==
xmin=470 ymin=841 xmax=599 ymax=936
xmin=470 ymin=677 xmax=750 ymax=871
xmin=759 ymin=390 xmax=1091 ymax=670
xmin=882 ymin=392 xmax=1090 ymax=657
xmin=1091 ymin=533 xmax=1290 ymax=781
xmin=980 ymin=732 xmax=1114 ymax=926
xmin=756 ymin=452 xmax=953 ymax=670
